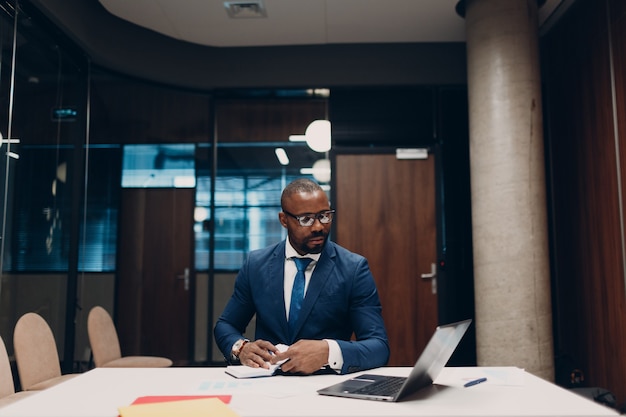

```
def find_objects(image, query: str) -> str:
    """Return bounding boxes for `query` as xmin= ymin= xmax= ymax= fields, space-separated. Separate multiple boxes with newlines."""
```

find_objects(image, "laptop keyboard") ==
xmin=353 ymin=376 xmax=406 ymax=396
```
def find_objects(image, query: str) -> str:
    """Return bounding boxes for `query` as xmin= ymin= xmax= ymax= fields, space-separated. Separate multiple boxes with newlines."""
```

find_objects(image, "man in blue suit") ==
xmin=214 ymin=178 xmax=390 ymax=375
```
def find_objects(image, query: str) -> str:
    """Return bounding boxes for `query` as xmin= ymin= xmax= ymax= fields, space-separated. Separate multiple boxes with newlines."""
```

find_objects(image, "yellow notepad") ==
xmin=118 ymin=397 xmax=239 ymax=417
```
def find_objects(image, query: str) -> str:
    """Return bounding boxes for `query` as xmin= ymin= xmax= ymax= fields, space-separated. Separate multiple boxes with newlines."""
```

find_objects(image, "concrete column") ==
xmin=463 ymin=0 xmax=554 ymax=380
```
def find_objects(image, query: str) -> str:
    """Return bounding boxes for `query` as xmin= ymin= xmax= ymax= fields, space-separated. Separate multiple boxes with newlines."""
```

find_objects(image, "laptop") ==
xmin=317 ymin=318 xmax=472 ymax=402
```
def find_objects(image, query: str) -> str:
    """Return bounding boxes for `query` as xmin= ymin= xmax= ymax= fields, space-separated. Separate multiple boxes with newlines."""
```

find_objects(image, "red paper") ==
xmin=131 ymin=395 xmax=232 ymax=405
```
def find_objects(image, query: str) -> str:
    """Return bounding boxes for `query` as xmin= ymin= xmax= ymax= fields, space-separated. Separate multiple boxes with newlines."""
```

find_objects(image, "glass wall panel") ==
xmin=121 ymin=144 xmax=196 ymax=189
xmin=0 ymin=0 xmax=88 ymax=367
xmin=79 ymin=145 xmax=121 ymax=272
xmin=210 ymin=174 xmax=300 ymax=271
xmin=11 ymin=145 xmax=74 ymax=271
xmin=0 ymin=2 xmax=19 ymax=276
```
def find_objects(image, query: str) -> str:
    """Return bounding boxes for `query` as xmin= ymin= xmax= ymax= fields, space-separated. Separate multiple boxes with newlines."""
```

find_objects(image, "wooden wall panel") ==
xmin=90 ymin=77 xmax=211 ymax=144
xmin=542 ymin=0 xmax=626 ymax=405
xmin=610 ymin=0 xmax=626 ymax=406
xmin=215 ymin=99 xmax=326 ymax=143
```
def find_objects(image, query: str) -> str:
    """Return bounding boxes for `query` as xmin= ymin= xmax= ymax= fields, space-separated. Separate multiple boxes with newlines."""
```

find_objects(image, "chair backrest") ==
xmin=13 ymin=313 xmax=62 ymax=391
xmin=87 ymin=306 xmax=122 ymax=367
xmin=0 ymin=336 xmax=16 ymax=398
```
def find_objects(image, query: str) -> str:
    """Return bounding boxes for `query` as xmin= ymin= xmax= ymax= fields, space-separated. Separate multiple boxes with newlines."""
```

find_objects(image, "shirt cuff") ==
xmin=324 ymin=339 xmax=344 ymax=371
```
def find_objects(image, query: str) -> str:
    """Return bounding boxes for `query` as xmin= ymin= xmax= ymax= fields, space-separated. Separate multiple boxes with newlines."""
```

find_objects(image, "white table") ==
xmin=0 ymin=366 xmax=618 ymax=417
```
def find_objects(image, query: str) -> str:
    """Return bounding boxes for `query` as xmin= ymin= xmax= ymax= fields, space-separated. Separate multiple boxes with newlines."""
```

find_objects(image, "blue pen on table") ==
xmin=463 ymin=377 xmax=487 ymax=388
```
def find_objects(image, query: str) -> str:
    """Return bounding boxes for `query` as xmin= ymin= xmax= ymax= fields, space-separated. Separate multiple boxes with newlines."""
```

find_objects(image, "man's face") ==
xmin=279 ymin=190 xmax=331 ymax=255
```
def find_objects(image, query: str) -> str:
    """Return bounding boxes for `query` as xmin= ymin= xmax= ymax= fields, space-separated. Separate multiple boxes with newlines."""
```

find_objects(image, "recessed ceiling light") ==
xmin=224 ymin=1 xmax=267 ymax=19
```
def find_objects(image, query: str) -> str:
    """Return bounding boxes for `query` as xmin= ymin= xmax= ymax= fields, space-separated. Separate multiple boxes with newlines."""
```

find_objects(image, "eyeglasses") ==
xmin=283 ymin=210 xmax=336 ymax=227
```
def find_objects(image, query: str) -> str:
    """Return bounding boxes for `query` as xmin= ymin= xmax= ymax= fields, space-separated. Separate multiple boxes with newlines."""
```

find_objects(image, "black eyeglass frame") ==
xmin=282 ymin=209 xmax=336 ymax=227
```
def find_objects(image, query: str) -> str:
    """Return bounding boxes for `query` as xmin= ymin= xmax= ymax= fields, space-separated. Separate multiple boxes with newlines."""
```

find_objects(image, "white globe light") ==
xmin=312 ymin=159 xmax=331 ymax=183
xmin=194 ymin=206 xmax=209 ymax=222
xmin=304 ymin=120 xmax=331 ymax=153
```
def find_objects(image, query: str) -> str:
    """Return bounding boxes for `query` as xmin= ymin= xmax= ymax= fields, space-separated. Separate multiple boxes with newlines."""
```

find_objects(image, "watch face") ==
xmin=232 ymin=339 xmax=247 ymax=358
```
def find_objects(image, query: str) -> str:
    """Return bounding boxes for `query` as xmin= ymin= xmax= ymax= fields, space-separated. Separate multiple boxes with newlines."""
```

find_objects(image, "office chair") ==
xmin=87 ymin=306 xmax=172 ymax=368
xmin=13 ymin=312 xmax=78 ymax=391
xmin=0 ymin=335 xmax=36 ymax=407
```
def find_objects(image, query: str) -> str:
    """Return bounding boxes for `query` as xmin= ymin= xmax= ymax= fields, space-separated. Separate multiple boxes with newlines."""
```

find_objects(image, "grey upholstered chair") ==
xmin=13 ymin=312 xmax=78 ymax=391
xmin=87 ymin=306 xmax=172 ymax=368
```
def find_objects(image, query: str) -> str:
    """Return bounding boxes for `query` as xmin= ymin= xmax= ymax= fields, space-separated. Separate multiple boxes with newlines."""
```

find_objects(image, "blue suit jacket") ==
xmin=214 ymin=240 xmax=390 ymax=374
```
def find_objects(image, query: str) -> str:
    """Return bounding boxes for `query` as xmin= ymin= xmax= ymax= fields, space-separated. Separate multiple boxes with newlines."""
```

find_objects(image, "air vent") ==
xmin=224 ymin=1 xmax=267 ymax=19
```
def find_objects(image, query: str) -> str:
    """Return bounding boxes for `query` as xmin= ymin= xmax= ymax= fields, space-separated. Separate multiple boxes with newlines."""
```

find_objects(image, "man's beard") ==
xmin=301 ymin=232 xmax=327 ymax=254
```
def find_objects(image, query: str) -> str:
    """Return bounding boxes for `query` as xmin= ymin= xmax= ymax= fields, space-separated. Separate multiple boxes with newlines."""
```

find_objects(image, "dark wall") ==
xmin=29 ymin=0 xmax=467 ymax=91
xmin=542 ymin=0 xmax=626 ymax=406
xmin=330 ymin=87 xmax=436 ymax=147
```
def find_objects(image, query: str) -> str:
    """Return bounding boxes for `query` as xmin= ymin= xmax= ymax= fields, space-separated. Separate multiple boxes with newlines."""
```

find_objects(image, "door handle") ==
xmin=176 ymin=267 xmax=190 ymax=291
xmin=420 ymin=262 xmax=437 ymax=294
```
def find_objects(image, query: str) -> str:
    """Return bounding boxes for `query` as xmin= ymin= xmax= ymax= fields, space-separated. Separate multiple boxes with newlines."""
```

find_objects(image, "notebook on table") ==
xmin=317 ymin=318 xmax=472 ymax=402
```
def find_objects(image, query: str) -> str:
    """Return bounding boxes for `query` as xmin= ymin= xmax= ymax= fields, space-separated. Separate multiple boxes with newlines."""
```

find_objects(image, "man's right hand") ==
xmin=238 ymin=339 xmax=280 ymax=368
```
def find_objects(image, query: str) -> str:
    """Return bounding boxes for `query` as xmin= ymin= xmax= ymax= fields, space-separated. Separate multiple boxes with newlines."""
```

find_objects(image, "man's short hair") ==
xmin=281 ymin=178 xmax=323 ymax=209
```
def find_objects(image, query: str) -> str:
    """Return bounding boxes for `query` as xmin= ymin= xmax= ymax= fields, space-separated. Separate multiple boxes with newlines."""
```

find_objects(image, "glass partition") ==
xmin=0 ymin=0 xmax=88 ymax=371
xmin=0 ymin=0 xmax=330 ymax=367
xmin=121 ymin=144 xmax=196 ymax=188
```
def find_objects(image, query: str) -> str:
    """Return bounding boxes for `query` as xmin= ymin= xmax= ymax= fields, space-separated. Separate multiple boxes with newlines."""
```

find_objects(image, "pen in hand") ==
xmin=464 ymin=377 xmax=487 ymax=388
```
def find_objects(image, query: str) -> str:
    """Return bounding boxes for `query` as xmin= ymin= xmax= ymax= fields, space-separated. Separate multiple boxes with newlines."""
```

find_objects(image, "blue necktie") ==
xmin=289 ymin=257 xmax=312 ymax=336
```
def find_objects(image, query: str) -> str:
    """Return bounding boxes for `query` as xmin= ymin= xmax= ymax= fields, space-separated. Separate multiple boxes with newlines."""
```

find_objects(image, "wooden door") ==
xmin=117 ymin=188 xmax=195 ymax=365
xmin=334 ymin=152 xmax=438 ymax=366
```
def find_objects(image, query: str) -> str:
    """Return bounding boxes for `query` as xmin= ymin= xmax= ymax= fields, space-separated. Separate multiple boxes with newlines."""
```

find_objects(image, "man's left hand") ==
xmin=271 ymin=339 xmax=328 ymax=375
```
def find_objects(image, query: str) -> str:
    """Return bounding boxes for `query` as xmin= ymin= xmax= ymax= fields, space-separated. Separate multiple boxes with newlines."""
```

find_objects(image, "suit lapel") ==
xmin=269 ymin=242 xmax=290 ymax=340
